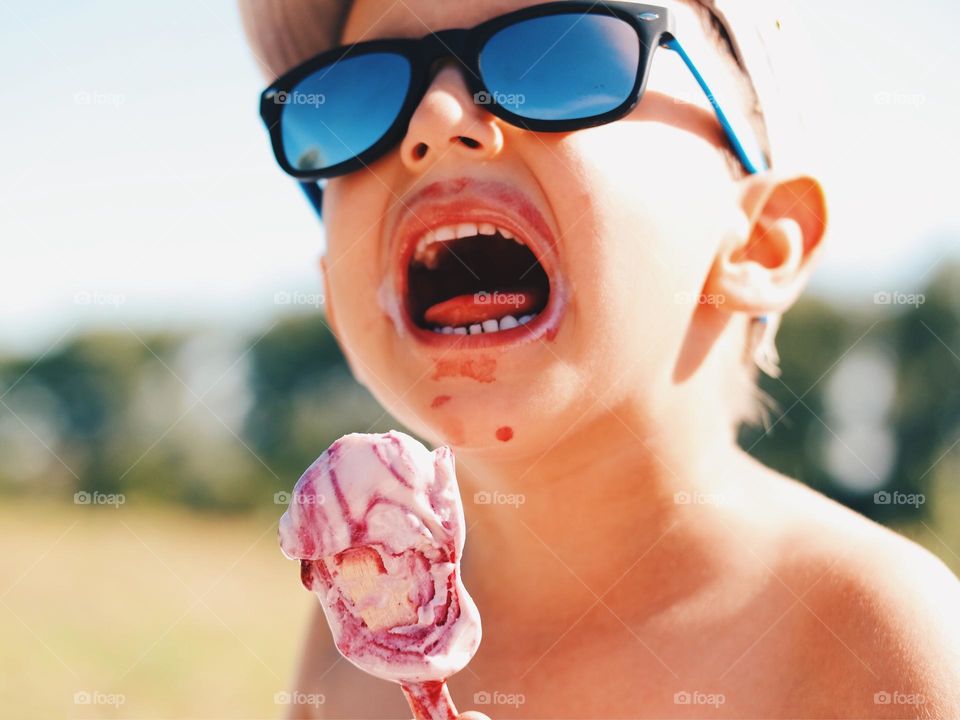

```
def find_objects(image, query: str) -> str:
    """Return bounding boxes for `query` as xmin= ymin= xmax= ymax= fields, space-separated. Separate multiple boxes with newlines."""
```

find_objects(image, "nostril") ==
xmin=457 ymin=136 xmax=481 ymax=149
xmin=412 ymin=142 xmax=429 ymax=160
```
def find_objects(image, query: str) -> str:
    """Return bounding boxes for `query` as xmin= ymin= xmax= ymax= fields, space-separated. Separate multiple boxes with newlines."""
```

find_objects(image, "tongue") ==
xmin=423 ymin=287 xmax=545 ymax=327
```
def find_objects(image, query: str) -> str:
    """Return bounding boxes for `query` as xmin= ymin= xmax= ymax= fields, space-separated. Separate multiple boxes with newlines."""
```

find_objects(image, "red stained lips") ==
xmin=389 ymin=177 xmax=566 ymax=349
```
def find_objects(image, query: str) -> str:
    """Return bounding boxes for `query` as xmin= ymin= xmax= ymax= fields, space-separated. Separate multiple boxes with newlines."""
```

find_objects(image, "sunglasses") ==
xmin=259 ymin=1 xmax=768 ymax=217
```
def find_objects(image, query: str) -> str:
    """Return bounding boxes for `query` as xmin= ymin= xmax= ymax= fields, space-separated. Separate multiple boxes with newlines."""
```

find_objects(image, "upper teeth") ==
xmin=414 ymin=223 xmax=522 ymax=266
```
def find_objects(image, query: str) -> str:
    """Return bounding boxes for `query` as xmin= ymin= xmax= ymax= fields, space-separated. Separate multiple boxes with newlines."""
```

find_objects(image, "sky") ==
xmin=1 ymin=0 xmax=958 ymax=356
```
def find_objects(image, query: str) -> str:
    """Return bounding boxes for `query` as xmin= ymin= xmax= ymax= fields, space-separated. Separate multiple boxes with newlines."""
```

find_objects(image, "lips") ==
xmin=390 ymin=178 xmax=565 ymax=347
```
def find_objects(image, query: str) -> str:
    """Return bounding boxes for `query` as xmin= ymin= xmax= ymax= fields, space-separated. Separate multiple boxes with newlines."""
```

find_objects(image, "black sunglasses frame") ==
xmin=260 ymin=2 xmax=676 ymax=180
xmin=259 ymin=1 xmax=768 ymax=219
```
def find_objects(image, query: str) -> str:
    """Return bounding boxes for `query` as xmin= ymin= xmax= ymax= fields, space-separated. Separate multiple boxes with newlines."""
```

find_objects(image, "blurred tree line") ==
xmin=741 ymin=263 xmax=959 ymax=526
xmin=1 ymin=265 xmax=957 ymax=529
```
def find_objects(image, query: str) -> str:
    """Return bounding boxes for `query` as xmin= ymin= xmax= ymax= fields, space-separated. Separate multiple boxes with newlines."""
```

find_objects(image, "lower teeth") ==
xmin=431 ymin=313 xmax=537 ymax=334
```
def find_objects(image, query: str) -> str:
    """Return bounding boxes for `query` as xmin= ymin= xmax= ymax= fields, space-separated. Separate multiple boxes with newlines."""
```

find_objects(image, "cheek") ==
xmin=543 ymin=125 xmax=734 ymax=387
xmin=324 ymin=243 xmax=387 ymax=381
xmin=323 ymin=180 xmax=405 ymax=392
xmin=324 ymin=180 xmax=485 ymax=445
xmin=326 ymin=252 xmax=440 ymax=440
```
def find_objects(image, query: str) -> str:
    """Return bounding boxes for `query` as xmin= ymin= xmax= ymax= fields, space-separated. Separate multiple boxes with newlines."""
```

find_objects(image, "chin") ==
xmin=355 ymin=342 xmax=599 ymax=458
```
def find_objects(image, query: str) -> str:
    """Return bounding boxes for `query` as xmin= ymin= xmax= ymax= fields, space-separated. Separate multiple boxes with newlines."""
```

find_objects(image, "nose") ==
xmin=399 ymin=64 xmax=504 ymax=173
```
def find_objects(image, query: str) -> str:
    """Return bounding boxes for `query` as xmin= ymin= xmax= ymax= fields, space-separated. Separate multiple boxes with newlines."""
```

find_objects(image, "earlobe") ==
xmin=704 ymin=174 xmax=828 ymax=315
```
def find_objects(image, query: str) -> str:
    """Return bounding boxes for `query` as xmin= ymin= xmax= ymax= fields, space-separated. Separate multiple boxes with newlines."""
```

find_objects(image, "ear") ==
xmin=703 ymin=174 xmax=828 ymax=314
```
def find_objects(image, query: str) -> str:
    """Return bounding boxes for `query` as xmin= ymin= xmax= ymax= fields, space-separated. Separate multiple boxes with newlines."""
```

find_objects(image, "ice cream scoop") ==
xmin=279 ymin=431 xmax=481 ymax=719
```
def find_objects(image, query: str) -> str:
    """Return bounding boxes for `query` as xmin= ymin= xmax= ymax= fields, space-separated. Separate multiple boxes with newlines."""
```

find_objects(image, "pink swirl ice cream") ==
xmin=279 ymin=431 xmax=481 ymax=718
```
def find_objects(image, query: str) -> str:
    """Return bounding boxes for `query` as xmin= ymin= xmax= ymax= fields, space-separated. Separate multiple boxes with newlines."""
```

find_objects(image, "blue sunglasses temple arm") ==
xmin=661 ymin=36 xmax=768 ymax=175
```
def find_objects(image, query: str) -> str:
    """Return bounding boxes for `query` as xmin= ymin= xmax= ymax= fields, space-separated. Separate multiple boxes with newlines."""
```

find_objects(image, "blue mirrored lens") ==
xmin=280 ymin=53 xmax=411 ymax=171
xmin=479 ymin=13 xmax=640 ymax=121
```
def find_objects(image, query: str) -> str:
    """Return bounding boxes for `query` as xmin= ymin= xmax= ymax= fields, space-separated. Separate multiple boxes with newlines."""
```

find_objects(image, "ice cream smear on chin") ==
xmin=279 ymin=431 xmax=481 ymax=716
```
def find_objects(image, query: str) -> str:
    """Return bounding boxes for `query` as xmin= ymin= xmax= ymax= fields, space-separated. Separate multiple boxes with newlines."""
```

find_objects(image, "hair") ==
xmin=238 ymin=0 xmax=349 ymax=80
xmin=683 ymin=2 xmax=771 ymax=177
xmin=238 ymin=0 xmax=777 ymax=429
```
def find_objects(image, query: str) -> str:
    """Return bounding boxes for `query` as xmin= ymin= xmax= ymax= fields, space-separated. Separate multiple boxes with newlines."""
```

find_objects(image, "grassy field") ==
xmin=2 ymin=480 xmax=958 ymax=719
xmin=0 ymin=502 xmax=314 ymax=719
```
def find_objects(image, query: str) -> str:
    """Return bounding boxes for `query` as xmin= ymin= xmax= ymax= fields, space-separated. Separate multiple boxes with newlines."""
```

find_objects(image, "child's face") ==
xmin=321 ymin=0 xmax=748 ymax=454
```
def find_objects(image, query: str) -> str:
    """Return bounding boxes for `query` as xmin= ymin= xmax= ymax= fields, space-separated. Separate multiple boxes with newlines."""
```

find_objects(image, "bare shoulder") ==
xmin=743 ymin=459 xmax=960 ymax=716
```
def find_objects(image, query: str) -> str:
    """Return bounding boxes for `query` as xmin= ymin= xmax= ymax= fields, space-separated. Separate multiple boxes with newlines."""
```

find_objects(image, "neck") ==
xmin=454 ymin=392 xmax=749 ymax=601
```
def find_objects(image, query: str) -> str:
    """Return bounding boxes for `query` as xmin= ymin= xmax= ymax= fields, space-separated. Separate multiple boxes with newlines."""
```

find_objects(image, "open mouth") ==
xmin=406 ymin=222 xmax=551 ymax=335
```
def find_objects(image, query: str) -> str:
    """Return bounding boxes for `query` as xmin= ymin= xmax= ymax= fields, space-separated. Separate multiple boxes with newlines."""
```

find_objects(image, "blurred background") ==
xmin=1 ymin=0 xmax=958 ymax=717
